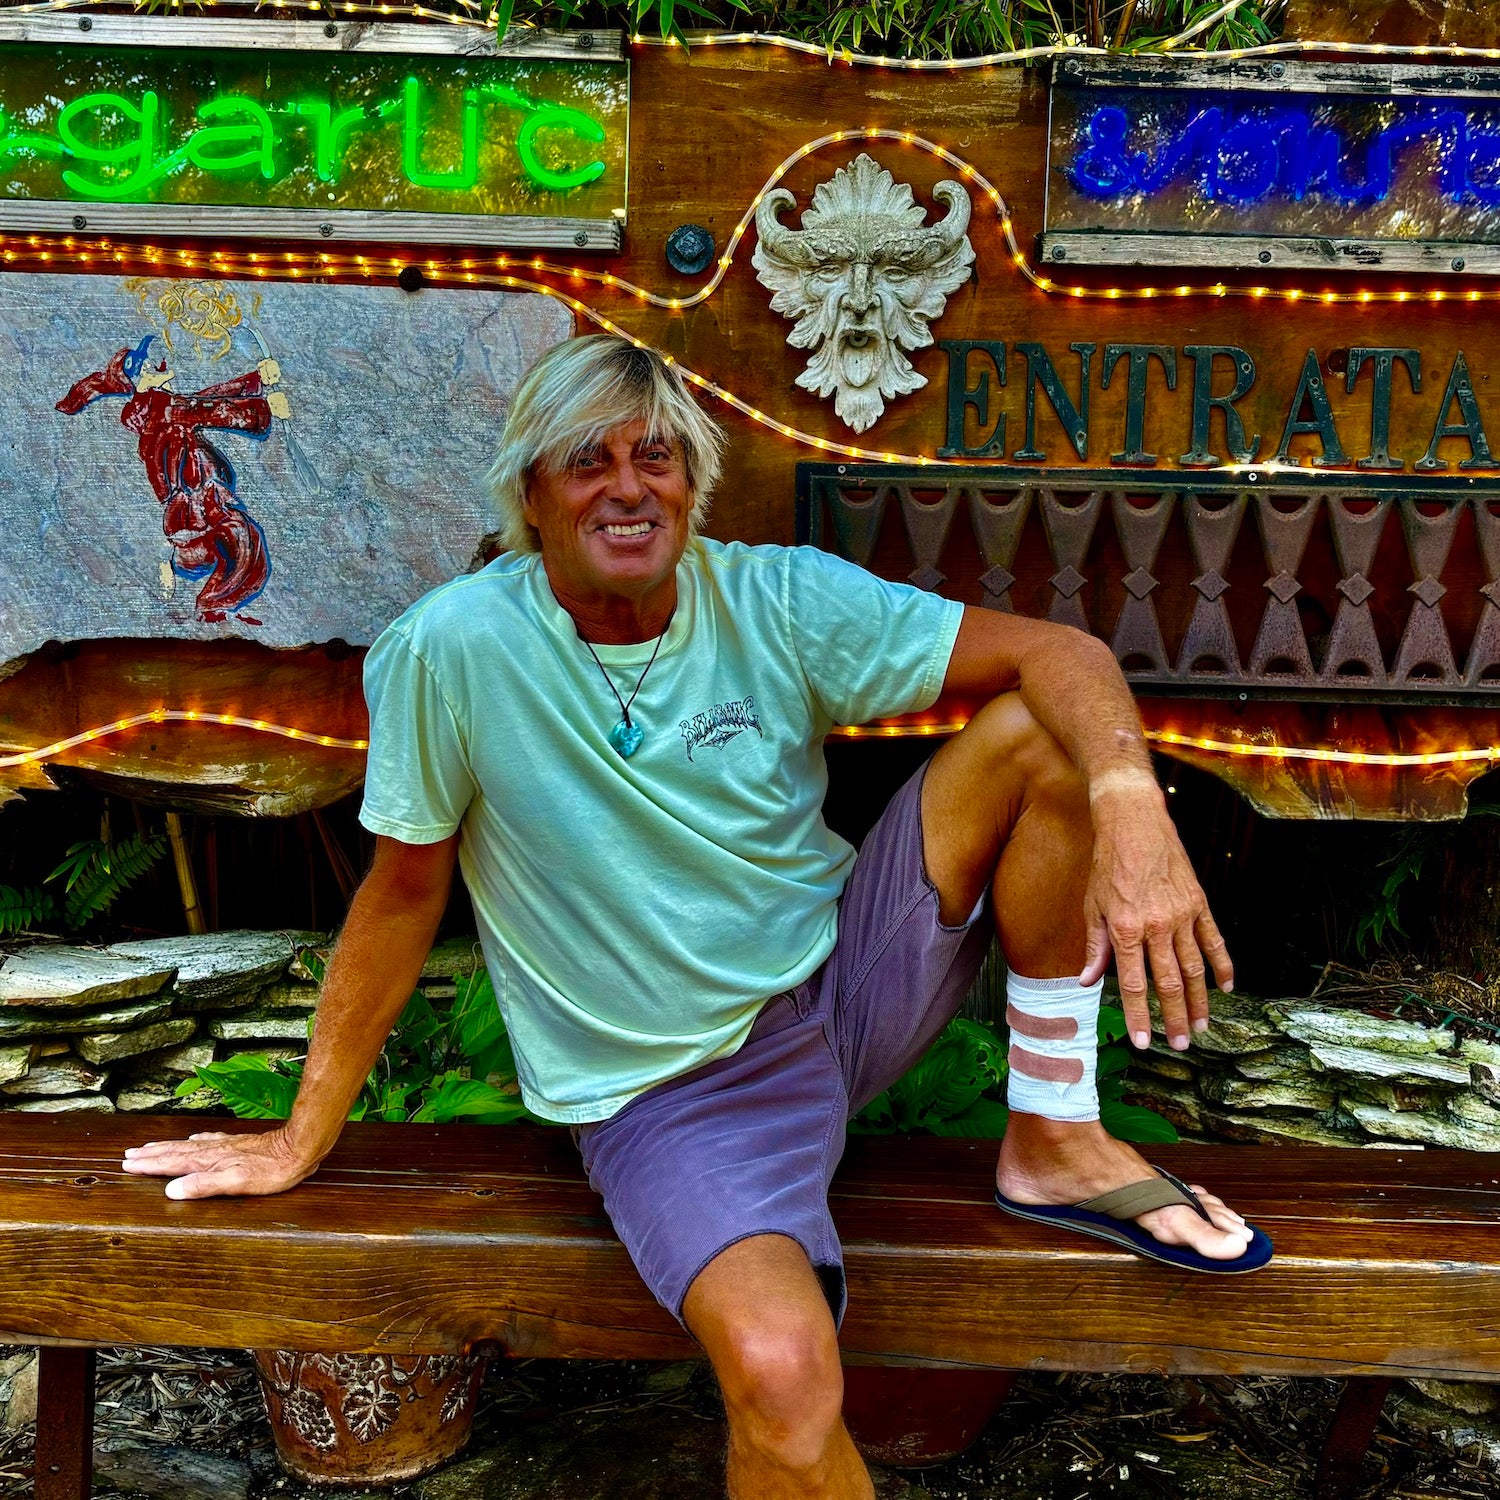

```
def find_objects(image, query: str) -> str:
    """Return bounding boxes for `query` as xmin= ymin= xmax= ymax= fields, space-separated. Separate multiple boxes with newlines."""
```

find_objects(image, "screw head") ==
xmin=665 ymin=223 xmax=715 ymax=275
xmin=1453 ymin=256 xmax=1467 ymax=272
xmin=577 ymin=32 xmax=595 ymax=48
xmin=397 ymin=265 xmax=424 ymax=293
xmin=78 ymin=15 xmax=91 ymax=28
xmin=1051 ymin=245 xmax=1066 ymax=260
xmin=324 ymin=21 xmax=338 ymax=36
xmin=574 ymin=231 xmax=589 ymax=247
xmin=1269 ymin=61 xmax=1285 ymax=78
xmin=72 ymin=214 xmax=86 ymax=230
xmin=1258 ymin=249 xmax=1272 ymax=264
xmin=319 ymin=223 xmax=333 ymax=237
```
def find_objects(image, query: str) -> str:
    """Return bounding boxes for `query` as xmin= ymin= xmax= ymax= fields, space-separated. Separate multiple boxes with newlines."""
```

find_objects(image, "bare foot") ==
xmin=996 ymin=1114 xmax=1255 ymax=1262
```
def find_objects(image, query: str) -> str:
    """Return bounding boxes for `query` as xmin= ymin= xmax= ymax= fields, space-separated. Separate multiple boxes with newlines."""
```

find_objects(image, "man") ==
xmin=126 ymin=334 xmax=1268 ymax=1500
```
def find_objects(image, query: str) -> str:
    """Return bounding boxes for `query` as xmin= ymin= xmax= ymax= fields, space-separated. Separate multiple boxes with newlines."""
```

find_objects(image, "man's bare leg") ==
xmin=920 ymin=693 xmax=1252 ymax=1260
xmin=684 ymin=1234 xmax=874 ymax=1500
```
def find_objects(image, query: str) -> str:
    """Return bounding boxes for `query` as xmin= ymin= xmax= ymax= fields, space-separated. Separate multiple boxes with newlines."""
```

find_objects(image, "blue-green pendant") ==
xmin=609 ymin=718 xmax=644 ymax=758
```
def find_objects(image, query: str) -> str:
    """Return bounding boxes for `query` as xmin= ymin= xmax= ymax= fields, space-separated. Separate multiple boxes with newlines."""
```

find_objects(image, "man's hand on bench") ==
xmin=122 ymin=1129 xmax=320 ymax=1199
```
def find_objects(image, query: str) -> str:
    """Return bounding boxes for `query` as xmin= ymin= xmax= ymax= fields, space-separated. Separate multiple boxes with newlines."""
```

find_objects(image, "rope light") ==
xmin=832 ymin=721 xmax=1500 ymax=768
xmin=0 ymin=709 xmax=368 ymax=770
xmin=3 ymin=707 xmax=1495 ymax=771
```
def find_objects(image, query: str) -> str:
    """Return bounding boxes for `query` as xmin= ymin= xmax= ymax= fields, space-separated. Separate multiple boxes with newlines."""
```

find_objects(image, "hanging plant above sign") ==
xmin=1042 ymin=55 xmax=1500 ymax=276
xmin=0 ymin=16 xmax=627 ymax=247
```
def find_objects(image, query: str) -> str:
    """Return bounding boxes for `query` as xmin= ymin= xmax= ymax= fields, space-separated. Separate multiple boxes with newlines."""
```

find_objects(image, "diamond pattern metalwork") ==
xmin=1266 ymin=571 xmax=1301 ymax=604
xmin=801 ymin=467 xmax=1500 ymax=704
xmin=1192 ymin=570 xmax=1230 ymax=603
xmin=1050 ymin=566 xmax=1086 ymax=599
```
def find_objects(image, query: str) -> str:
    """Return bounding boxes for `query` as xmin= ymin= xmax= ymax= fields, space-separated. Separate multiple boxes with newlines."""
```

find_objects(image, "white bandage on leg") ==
xmin=1004 ymin=970 xmax=1103 ymax=1123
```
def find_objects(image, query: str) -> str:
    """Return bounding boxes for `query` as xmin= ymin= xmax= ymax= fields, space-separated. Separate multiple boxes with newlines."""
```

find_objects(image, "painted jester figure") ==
xmin=128 ymin=336 xmax=1270 ymax=1500
xmin=57 ymin=334 xmax=286 ymax=622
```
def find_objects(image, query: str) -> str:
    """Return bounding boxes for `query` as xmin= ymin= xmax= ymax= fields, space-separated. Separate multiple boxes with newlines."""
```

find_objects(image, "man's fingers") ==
xmin=165 ymin=1169 xmax=244 ymax=1201
xmin=1112 ymin=932 xmax=1152 ymax=1048
xmin=1196 ymin=910 xmax=1235 ymax=994
xmin=1147 ymin=928 xmax=1190 ymax=1048
xmin=1174 ymin=928 xmax=1210 ymax=1032
xmin=1078 ymin=912 xmax=1112 ymax=988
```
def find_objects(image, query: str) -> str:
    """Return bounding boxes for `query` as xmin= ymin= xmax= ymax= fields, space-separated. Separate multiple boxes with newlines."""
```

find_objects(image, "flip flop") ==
xmin=994 ymin=1166 xmax=1274 ymax=1274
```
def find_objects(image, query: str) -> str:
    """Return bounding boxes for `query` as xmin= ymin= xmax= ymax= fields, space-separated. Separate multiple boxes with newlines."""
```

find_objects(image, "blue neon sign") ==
xmin=1067 ymin=98 xmax=1500 ymax=209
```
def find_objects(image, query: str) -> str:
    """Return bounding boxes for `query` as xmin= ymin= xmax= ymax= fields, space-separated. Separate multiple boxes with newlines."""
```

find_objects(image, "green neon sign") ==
xmin=0 ymin=40 xmax=627 ymax=224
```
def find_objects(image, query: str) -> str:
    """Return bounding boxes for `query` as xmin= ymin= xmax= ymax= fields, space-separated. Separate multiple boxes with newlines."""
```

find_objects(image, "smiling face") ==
xmin=522 ymin=418 xmax=693 ymax=643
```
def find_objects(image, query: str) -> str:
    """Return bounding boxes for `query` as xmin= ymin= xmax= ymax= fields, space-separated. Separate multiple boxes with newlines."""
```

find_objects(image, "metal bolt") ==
xmin=574 ymin=231 xmax=589 ymax=247
xmin=1051 ymin=245 xmax=1066 ymax=260
xmin=324 ymin=22 xmax=338 ymax=37
xmin=1453 ymin=257 xmax=1466 ymax=272
xmin=72 ymin=214 xmax=86 ymax=230
xmin=1258 ymin=250 xmax=1272 ymax=264
xmin=1269 ymin=62 xmax=1285 ymax=78
xmin=319 ymin=223 xmax=333 ymax=237
xmin=577 ymin=31 xmax=594 ymax=48
xmin=78 ymin=15 xmax=91 ymax=28
xmin=1238 ymin=692 xmax=1249 ymax=702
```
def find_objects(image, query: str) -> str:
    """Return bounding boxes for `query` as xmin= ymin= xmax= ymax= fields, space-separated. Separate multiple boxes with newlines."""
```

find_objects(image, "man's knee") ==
xmin=713 ymin=1316 xmax=845 ymax=1469
xmin=960 ymin=693 xmax=1085 ymax=812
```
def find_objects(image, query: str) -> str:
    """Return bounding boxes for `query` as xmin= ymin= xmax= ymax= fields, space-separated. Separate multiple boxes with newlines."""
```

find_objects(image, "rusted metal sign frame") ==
xmin=1041 ymin=54 xmax=1500 ymax=276
xmin=0 ymin=15 xmax=627 ymax=249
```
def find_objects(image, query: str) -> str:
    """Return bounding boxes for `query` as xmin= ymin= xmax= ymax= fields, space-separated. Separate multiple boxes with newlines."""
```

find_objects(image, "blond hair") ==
xmin=486 ymin=335 xmax=726 ymax=555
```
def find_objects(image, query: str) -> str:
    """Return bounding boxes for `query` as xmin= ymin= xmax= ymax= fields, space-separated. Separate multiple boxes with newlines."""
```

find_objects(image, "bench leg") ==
xmin=33 ymin=1348 xmax=95 ymax=1500
xmin=1313 ymin=1375 xmax=1394 ymax=1500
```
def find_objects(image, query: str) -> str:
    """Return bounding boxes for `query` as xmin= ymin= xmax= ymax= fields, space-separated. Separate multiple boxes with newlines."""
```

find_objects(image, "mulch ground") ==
xmin=1 ymin=1348 xmax=1495 ymax=1499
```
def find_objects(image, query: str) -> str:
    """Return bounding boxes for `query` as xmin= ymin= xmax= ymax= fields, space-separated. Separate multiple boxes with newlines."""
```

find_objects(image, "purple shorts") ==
xmin=574 ymin=761 xmax=994 ymax=1327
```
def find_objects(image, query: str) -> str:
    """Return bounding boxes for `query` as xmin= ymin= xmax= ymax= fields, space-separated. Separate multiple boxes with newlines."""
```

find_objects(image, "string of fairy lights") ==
xmin=3 ymin=711 xmax=1498 ymax=772
xmin=8 ymin=0 xmax=1500 ymax=71
xmin=1 ymin=10 xmax=1498 ymax=774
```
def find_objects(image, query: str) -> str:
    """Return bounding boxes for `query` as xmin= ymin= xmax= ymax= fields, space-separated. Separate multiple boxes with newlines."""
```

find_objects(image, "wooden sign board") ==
xmin=0 ymin=16 xmax=627 ymax=247
xmin=0 ymin=271 xmax=571 ymax=670
xmin=1042 ymin=56 xmax=1500 ymax=275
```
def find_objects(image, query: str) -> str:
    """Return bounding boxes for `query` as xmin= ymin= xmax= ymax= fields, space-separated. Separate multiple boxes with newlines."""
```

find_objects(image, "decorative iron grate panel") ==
xmin=796 ymin=464 xmax=1500 ymax=707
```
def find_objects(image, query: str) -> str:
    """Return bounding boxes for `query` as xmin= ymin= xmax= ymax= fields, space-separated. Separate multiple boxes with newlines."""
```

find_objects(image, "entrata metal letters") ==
xmin=938 ymin=340 xmax=1497 ymax=473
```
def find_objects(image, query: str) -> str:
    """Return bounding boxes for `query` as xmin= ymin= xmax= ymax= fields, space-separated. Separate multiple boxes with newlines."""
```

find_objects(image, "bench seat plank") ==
xmin=1 ymin=1117 xmax=1497 ymax=1379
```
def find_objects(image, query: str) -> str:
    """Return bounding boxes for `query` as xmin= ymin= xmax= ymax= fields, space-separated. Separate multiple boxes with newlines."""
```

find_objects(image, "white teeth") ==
xmin=602 ymin=522 xmax=651 ymax=536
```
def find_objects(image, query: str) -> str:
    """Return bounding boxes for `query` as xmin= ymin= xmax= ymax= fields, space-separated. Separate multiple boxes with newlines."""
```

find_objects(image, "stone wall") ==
xmin=1124 ymin=991 xmax=1500 ymax=1151
xmin=0 ymin=933 xmax=482 ymax=1115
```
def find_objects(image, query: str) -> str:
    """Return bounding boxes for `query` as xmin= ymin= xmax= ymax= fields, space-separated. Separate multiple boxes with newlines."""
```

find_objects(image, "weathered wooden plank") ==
xmin=1284 ymin=0 xmax=1500 ymax=49
xmin=1 ymin=1118 xmax=1499 ymax=1378
xmin=0 ymin=15 xmax=621 ymax=60
xmin=33 ymin=1347 xmax=94 ymax=1500
xmin=1038 ymin=233 xmax=1500 ymax=276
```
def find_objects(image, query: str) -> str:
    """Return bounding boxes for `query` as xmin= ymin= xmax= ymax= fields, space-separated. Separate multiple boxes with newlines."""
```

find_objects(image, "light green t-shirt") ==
xmin=359 ymin=538 xmax=963 ymax=1123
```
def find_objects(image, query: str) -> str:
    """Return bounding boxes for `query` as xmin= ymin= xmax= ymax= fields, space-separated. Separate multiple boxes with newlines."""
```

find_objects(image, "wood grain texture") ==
xmin=3 ymin=1116 xmax=1499 ymax=1379
xmin=1284 ymin=0 xmax=1500 ymax=48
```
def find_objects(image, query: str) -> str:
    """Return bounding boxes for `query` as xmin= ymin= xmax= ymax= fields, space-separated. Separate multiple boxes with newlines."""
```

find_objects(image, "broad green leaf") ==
xmin=930 ymin=1098 xmax=1010 ymax=1138
xmin=1100 ymin=1101 xmax=1179 ymax=1144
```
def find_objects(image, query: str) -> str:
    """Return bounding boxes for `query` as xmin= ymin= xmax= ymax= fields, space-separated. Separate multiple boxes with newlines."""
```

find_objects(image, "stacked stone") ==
xmin=1124 ymin=990 xmax=1500 ymax=1150
xmin=0 ymin=934 xmax=482 ymax=1115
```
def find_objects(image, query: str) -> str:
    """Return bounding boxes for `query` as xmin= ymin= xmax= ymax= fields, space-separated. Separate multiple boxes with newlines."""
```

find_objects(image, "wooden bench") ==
xmin=3 ymin=1115 xmax=1498 ymax=1499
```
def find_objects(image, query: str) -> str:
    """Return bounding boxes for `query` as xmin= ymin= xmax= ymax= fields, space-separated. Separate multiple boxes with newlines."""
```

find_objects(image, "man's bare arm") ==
xmin=122 ymin=832 xmax=460 ymax=1199
xmin=941 ymin=607 xmax=1232 ymax=1049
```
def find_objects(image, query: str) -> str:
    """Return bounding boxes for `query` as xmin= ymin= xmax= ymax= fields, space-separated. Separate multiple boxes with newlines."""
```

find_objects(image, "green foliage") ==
xmin=0 ymin=884 xmax=56 ymax=938
xmin=851 ymin=1002 xmax=1178 ymax=1143
xmin=0 ymin=832 xmax=166 ymax=939
xmin=466 ymin=0 xmax=1286 ymax=58
xmin=178 ymin=959 xmax=537 ymax=1127
xmin=46 ymin=835 xmax=167 ymax=930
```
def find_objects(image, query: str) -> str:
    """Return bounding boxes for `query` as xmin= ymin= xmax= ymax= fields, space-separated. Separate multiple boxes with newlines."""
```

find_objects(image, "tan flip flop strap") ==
xmin=1078 ymin=1176 xmax=1200 ymax=1221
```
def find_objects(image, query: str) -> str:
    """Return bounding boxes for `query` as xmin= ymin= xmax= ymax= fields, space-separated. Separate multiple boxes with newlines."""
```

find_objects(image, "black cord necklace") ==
xmin=578 ymin=618 xmax=671 ymax=758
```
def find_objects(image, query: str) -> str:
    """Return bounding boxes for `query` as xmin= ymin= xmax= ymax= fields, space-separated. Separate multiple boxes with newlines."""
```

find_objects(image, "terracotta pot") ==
xmin=252 ymin=1349 xmax=488 ymax=1485
xmin=842 ymin=1365 xmax=1017 ymax=1467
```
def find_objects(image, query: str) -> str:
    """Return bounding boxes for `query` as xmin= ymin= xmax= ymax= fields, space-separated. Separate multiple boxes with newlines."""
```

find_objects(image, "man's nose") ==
xmin=608 ymin=460 xmax=648 ymax=503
